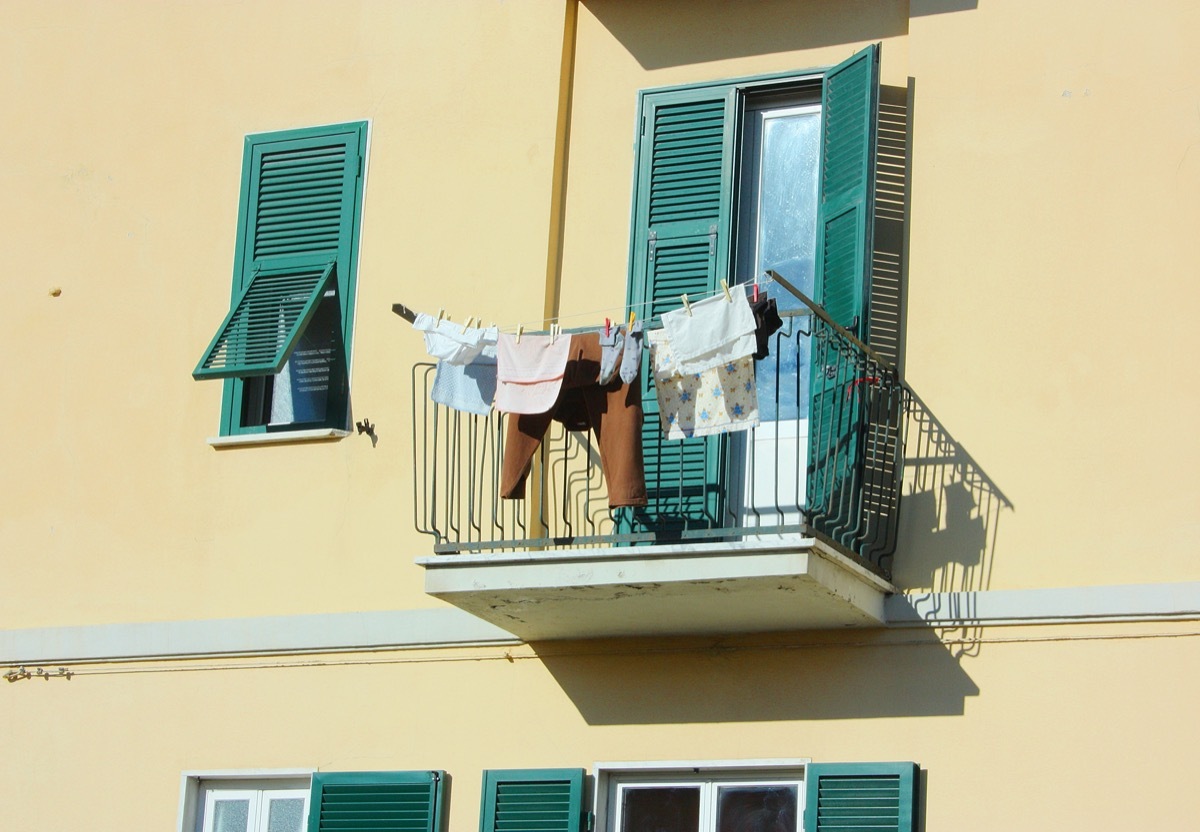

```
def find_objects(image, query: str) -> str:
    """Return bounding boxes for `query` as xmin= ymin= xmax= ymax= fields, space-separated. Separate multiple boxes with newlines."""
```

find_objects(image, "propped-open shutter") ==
xmin=625 ymin=87 xmax=736 ymax=535
xmin=308 ymin=771 xmax=445 ymax=832
xmin=198 ymin=127 xmax=361 ymax=382
xmin=803 ymin=763 xmax=918 ymax=832
xmin=479 ymin=769 xmax=586 ymax=832
xmin=193 ymin=261 xmax=335 ymax=378
xmin=807 ymin=44 xmax=881 ymax=544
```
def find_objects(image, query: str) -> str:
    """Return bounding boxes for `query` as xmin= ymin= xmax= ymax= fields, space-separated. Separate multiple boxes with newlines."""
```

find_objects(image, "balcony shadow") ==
xmin=582 ymin=0 xmax=977 ymax=71
xmin=891 ymin=386 xmax=1013 ymax=657
xmin=532 ymin=627 xmax=978 ymax=725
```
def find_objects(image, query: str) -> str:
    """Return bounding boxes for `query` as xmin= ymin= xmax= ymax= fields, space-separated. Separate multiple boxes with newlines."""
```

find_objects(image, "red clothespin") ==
xmin=752 ymin=275 xmax=760 ymax=303
xmin=605 ymin=317 xmax=611 ymax=336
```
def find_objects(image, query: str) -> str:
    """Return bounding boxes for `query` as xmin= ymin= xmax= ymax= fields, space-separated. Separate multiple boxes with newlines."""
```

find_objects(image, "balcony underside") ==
xmin=419 ymin=536 xmax=896 ymax=641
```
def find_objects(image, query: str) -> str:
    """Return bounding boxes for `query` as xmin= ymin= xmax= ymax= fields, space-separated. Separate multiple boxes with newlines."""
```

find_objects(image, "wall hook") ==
xmin=356 ymin=418 xmax=375 ymax=439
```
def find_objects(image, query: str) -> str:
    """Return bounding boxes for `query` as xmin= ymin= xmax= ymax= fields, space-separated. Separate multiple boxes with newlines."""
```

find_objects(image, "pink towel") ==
xmin=494 ymin=333 xmax=572 ymax=414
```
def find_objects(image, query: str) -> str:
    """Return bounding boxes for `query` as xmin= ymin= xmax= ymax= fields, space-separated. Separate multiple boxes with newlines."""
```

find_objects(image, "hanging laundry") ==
xmin=647 ymin=328 xmax=759 ymax=440
xmin=501 ymin=332 xmax=647 ymax=508
xmin=494 ymin=332 xmax=572 ymax=414
xmin=659 ymin=290 xmax=756 ymax=374
xmin=597 ymin=324 xmax=624 ymax=386
xmin=413 ymin=314 xmax=499 ymax=416
xmin=619 ymin=320 xmax=643 ymax=384
xmin=750 ymin=296 xmax=783 ymax=361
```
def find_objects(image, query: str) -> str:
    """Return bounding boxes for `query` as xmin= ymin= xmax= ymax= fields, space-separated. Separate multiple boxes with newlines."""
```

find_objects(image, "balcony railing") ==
xmin=412 ymin=283 xmax=908 ymax=579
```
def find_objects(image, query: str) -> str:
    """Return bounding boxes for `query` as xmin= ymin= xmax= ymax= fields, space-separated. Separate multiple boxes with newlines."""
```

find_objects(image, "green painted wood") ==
xmin=209 ymin=122 xmax=366 ymax=435
xmin=807 ymin=45 xmax=880 ymax=545
xmin=479 ymin=769 xmax=586 ymax=832
xmin=309 ymin=771 xmax=446 ymax=832
xmin=803 ymin=763 xmax=917 ymax=832
xmin=623 ymin=86 xmax=737 ymax=536
xmin=193 ymin=262 xmax=335 ymax=379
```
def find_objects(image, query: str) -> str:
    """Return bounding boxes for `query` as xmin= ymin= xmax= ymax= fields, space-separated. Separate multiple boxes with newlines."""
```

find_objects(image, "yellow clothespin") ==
xmin=628 ymin=310 xmax=636 ymax=327
xmin=721 ymin=279 xmax=732 ymax=302
xmin=436 ymin=308 xmax=445 ymax=323
xmin=516 ymin=324 xmax=523 ymax=344
xmin=682 ymin=294 xmax=692 ymax=316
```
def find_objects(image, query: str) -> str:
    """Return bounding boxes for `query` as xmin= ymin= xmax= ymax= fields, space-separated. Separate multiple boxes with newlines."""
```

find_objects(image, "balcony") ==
xmin=413 ymin=283 xmax=907 ymax=640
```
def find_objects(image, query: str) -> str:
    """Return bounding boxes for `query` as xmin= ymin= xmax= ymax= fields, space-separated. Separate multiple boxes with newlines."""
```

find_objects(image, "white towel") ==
xmin=660 ymin=291 xmax=756 ymax=374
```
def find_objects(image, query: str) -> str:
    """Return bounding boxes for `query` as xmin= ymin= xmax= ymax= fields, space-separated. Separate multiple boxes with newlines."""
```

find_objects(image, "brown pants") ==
xmin=500 ymin=333 xmax=648 ymax=508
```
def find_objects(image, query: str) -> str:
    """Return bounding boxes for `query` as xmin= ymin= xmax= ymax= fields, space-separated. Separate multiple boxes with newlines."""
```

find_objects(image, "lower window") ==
xmin=604 ymin=765 xmax=805 ymax=832
xmin=195 ymin=778 xmax=309 ymax=832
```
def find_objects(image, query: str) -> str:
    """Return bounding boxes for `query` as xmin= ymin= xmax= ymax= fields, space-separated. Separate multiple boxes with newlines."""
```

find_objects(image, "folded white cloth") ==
xmin=660 ymin=291 xmax=756 ymax=374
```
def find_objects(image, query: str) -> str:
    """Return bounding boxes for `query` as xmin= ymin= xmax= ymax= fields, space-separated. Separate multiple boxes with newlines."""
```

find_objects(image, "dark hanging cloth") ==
xmin=750 ymin=297 xmax=783 ymax=360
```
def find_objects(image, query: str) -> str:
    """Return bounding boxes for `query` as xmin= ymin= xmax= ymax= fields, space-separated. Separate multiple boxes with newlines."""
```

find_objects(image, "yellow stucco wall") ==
xmin=2 ymin=622 xmax=1197 ymax=831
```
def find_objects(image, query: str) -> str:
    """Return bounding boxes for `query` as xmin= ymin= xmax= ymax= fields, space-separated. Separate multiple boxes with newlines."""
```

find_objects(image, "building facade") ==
xmin=2 ymin=2 xmax=1198 ymax=831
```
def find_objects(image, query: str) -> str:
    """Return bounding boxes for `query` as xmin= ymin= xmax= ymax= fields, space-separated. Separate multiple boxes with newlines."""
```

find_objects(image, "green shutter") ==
xmin=807 ymin=45 xmax=880 ymax=544
xmin=308 ymin=771 xmax=446 ymax=832
xmin=803 ymin=763 xmax=918 ymax=832
xmin=193 ymin=261 xmax=335 ymax=379
xmin=205 ymin=122 xmax=366 ymax=435
xmin=625 ymin=87 xmax=737 ymax=536
xmin=479 ymin=769 xmax=586 ymax=832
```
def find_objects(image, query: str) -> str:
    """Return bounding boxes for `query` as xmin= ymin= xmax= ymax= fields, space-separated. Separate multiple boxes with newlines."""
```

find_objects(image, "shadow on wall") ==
xmin=582 ymin=0 xmax=977 ymax=71
xmin=892 ymin=386 xmax=1013 ymax=656
xmin=533 ymin=628 xmax=978 ymax=725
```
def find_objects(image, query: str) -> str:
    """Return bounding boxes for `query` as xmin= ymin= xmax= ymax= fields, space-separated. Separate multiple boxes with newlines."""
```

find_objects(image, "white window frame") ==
xmin=176 ymin=769 xmax=315 ymax=832
xmin=593 ymin=760 xmax=811 ymax=832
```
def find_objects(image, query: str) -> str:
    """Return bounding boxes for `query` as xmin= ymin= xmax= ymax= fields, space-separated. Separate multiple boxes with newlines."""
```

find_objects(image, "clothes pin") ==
xmin=628 ymin=310 xmax=636 ymax=327
xmin=436 ymin=308 xmax=445 ymax=324
xmin=720 ymin=280 xmax=732 ymax=302
xmin=605 ymin=317 xmax=611 ymax=337
xmin=682 ymin=294 xmax=692 ymax=316
xmin=752 ymin=275 xmax=760 ymax=303
xmin=516 ymin=324 xmax=523 ymax=344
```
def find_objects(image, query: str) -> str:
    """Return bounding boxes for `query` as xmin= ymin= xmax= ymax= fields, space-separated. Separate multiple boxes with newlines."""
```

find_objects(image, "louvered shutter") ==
xmin=625 ymin=87 xmax=737 ymax=536
xmin=807 ymin=45 xmax=880 ymax=545
xmin=308 ymin=771 xmax=446 ymax=832
xmin=479 ymin=769 xmax=586 ymax=832
xmin=197 ymin=126 xmax=362 ymax=380
xmin=803 ymin=763 xmax=917 ymax=832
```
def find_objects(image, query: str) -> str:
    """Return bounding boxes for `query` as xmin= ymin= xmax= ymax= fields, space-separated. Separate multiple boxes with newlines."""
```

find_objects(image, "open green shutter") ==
xmin=308 ymin=771 xmax=446 ymax=832
xmin=193 ymin=261 xmax=335 ymax=379
xmin=198 ymin=127 xmax=361 ymax=382
xmin=803 ymin=763 xmax=918 ymax=832
xmin=625 ymin=87 xmax=737 ymax=536
xmin=807 ymin=45 xmax=881 ymax=545
xmin=479 ymin=769 xmax=586 ymax=832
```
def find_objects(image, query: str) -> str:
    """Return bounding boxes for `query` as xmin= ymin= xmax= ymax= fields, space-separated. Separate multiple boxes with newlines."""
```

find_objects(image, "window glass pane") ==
xmin=265 ymin=798 xmax=306 ymax=832
xmin=621 ymin=787 xmax=701 ymax=832
xmin=715 ymin=786 xmax=797 ymax=832
xmin=754 ymin=108 xmax=820 ymax=423
xmin=212 ymin=799 xmax=251 ymax=832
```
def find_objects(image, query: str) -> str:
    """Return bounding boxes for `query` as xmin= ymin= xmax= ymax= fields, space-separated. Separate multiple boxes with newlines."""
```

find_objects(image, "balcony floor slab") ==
xmin=418 ymin=536 xmax=896 ymax=640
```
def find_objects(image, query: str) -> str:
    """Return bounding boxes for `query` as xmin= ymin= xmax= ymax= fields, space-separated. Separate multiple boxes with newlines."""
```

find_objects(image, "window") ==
xmin=623 ymin=45 xmax=880 ymax=535
xmin=596 ymin=762 xmax=917 ymax=832
xmin=196 ymin=779 xmax=309 ymax=832
xmin=194 ymin=121 xmax=368 ymax=437
xmin=181 ymin=770 xmax=445 ymax=832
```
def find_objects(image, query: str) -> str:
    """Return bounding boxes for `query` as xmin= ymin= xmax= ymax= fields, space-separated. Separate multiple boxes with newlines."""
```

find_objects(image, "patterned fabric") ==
xmin=648 ymin=329 xmax=759 ymax=439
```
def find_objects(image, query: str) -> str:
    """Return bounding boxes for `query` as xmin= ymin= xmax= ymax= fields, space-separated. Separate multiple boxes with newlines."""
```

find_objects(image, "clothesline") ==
xmin=392 ymin=274 xmax=788 ymax=334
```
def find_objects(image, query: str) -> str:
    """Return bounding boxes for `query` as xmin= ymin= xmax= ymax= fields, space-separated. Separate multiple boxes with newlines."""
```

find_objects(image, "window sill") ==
xmin=207 ymin=428 xmax=351 ymax=448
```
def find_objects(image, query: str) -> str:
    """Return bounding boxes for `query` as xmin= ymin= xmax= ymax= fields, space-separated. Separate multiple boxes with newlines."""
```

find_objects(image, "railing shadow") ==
xmin=892 ymin=387 xmax=1013 ymax=657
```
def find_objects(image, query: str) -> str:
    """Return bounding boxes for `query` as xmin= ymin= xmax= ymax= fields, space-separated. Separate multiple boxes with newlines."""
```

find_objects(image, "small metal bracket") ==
xmin=709 ymin=224 xmax=717 ymax=254
xmin=648 ymin=230 xmax=657 ymax=262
